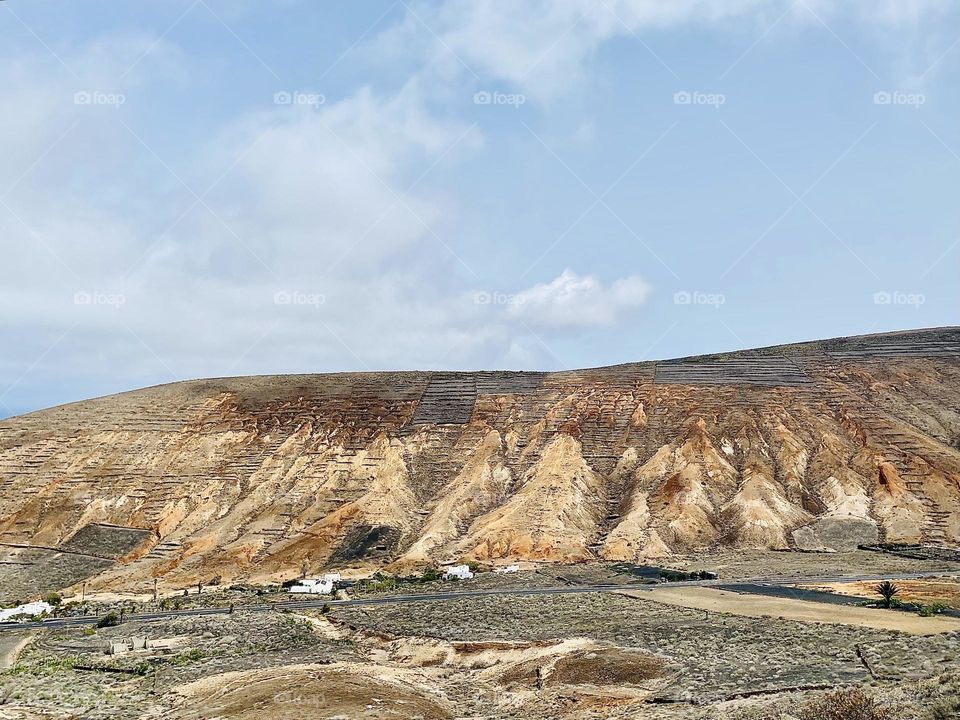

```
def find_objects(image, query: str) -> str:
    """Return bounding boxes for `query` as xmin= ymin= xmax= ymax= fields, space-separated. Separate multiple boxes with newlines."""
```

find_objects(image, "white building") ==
xmin=0 ymin=601 xmax=53 ymax=622
xmin=494 ymin=564 xmax=519 ymax=574
xmin=289 ymin=578 xmax=334 ymax=594
xmin=443 ymin=564 xmax=474 ymax=580
xmin=322 ymin=572 xmax=342 ymax=584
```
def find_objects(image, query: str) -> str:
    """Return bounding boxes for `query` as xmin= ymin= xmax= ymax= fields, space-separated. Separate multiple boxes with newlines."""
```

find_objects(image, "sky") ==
xmin=0 ymin=0 xmax=958 ymax=417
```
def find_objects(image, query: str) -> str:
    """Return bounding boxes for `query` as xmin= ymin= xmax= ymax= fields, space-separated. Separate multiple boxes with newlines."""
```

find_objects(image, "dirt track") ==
xmin=0 ymin=633 xmax=33 ymax=670
xmin=630 ymin=587 xmax=960 ymax=635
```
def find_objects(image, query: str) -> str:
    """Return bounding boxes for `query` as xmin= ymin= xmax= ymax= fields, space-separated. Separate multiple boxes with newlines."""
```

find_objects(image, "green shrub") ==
xmin=96 ymin=611 xmax=120 ymax=628
xmin=362 ymin=575 xmax=397 ymax=593
xmin=42 ymin=592 xmax=62 ymax=607
xmin=168 ymin=648 xmax=206 ymax=666
xmin=659 ymin=568 xmax=700 ymax=582
xmin=918 ymin=603 xmax=947 ymax=617
xmin=169 ymin=648 xmax=207 ymax=667
xmin=9 ymin=655 xmax=79 ymax=677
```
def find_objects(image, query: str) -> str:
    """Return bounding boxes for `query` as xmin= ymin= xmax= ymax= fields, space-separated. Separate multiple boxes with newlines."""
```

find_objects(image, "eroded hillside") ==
xmin=1 ymin=328 xmax=959 ymax=593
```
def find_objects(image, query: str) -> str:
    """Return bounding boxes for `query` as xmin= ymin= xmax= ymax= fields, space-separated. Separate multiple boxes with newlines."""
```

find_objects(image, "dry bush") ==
xmin=549 ymin=649 xmax=664 ymax=685
xmin=927 ymin=698 xmax=960 ymax=720
xmin=800 ymin=688 xmax=890 ymax=720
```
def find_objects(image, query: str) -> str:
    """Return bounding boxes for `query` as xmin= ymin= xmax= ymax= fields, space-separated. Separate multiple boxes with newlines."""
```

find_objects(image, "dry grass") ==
xmin=798 ymin=688 xmax=890 ymax=720
xmin=549 ymin=648 xmax=664 ymax=686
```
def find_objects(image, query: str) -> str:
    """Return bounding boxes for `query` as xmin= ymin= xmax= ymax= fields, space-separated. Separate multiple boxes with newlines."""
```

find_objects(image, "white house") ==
xmin=494 ymin=564 xmax=520 ymax=574
xmin=322 ymin=572 xmax=342 ymax=584
xmin=443 ymin=564 xmax=474 ymax=580
xmin=0 ymin=601 xmax=52 ymax=622
xmin=289 ymin=578 xmax=334 ymax=594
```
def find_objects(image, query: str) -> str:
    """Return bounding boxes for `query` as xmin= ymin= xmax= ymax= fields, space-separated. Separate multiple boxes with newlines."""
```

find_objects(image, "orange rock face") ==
xmin=0 ymin=328 xmax=959 ymax=590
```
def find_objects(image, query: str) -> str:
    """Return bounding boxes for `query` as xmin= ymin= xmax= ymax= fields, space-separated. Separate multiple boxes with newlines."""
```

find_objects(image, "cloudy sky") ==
xmin=1 ymin=0 xmax=958 ymax=416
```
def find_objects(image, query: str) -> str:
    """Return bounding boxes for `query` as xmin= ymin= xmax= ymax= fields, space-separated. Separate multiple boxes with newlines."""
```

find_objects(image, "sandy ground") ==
xmin=159 ymin=628 xmax=671 ymax=720
xmin=164 ymin=662 xmax=455 ymax=720
xmin=0 ymin=709 xmax=70 ymax=720
xmin=0 ymin=632 xmax=34 ymax=670
xmin=805 ymin=578 xmax=960 ymax=608
xmin=629 ymin=587 xmax=960 ymax=635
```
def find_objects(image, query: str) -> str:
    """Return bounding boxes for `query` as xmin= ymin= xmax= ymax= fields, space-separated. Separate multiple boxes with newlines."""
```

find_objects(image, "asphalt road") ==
xmin=2 ymin=569 xmax=957 ymax=633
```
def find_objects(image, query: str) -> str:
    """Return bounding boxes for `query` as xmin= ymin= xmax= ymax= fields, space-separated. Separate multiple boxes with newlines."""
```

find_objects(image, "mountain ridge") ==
xmin=1 ymin=327 xmax=958 ymax=595
xmin=10 ymin=325 xmax=956 ymax=421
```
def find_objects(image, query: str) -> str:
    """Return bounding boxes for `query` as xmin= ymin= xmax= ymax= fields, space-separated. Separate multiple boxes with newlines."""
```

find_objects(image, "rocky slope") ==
xmin=1 ymin=328 xmax=959 ymax=592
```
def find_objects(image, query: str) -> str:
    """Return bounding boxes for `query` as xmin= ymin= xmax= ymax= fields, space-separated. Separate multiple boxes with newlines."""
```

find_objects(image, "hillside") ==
xmin=1 ymin=327 xmax=959 ymax=595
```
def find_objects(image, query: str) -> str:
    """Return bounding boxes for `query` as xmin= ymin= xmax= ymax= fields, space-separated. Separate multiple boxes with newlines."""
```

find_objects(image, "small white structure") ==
xmin=494 ymin=564 xmax=520 ymax=574
xmin=290 ymin=578 xmax=334 ymax=594
xmin=0 ymin=601 xmax=52 ymax=622
xmin=108 ymin=640 xmax=129 ymax=656
xmin=107 ymin=636 xmax=150 ymax=656
xmin=322 ymin=572 xmax=342 ymax=584
xmin=443 ymin=564 xmax=474 ymax=580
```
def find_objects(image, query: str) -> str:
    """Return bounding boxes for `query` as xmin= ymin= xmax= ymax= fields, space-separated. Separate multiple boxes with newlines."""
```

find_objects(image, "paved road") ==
xmin=1 ymin=569 xmax=957 ymax=632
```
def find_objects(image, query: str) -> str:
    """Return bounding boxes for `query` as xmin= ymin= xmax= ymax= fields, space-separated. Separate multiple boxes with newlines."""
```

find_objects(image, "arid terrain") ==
xmin=1 ymin=328 xmax=960 ymax=718
xmin=2 ymin=557 xmax=960 ymax=720
xmin=1 ymin=328 xmax=959 ymax=598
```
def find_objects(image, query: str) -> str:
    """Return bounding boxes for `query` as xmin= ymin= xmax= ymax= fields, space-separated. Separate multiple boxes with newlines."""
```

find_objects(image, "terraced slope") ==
xmin=0 ymin=328 xmax=959 ymax=594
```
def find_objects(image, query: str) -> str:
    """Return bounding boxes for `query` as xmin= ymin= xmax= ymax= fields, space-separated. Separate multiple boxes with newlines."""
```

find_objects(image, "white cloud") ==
xmin=805 ymin=0 xmax=955 ymax=26
xmin=193 ymin=82 xmax=478 ymax=278
xmin=1 ymin=0 xmax=956 ymax=413
xmin=506 ymin=269 xmax=651 ymax=330
xmin=385 ymin=0 xmax=958 ymax=100
xmin=0 ymin=38 xmax=535 ymax=399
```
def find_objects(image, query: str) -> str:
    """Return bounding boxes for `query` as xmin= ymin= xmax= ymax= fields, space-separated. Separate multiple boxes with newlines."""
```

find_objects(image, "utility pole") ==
xmin=153 ymin=578 xmax=159 ymax=604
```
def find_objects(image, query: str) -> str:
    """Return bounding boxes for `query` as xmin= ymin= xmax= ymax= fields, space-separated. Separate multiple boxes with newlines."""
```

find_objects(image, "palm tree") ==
xmin=875 ymin=580 xmax=899 ymax=609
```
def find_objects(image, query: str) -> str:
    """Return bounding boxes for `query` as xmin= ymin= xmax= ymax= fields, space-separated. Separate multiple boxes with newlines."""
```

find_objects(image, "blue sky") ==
xmin=0 ymin=0 xmax=958 ymax=417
